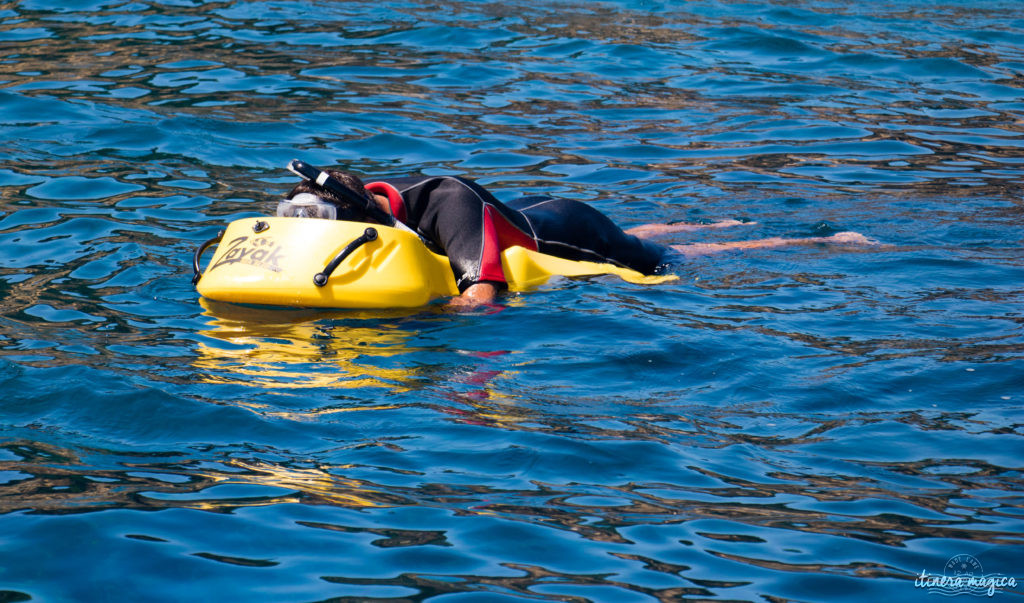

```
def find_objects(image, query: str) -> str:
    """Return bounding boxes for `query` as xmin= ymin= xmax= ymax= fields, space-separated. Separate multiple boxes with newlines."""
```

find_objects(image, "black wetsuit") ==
xmin=365 ymin=176 xmax=668 ymax=292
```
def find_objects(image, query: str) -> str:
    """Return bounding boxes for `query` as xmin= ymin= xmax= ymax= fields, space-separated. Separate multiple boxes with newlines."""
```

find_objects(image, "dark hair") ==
xmin=286 ymin=169 xmax=373 ymax=221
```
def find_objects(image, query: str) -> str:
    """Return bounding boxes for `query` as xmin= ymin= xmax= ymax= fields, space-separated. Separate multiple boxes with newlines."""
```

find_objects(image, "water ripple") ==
xmin=1 ymin=0 xmax=1022 ymax=600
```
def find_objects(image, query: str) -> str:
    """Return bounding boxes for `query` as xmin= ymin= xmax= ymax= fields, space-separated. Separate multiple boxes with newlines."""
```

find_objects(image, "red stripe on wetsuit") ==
xmin=368 ymin=180 xmax=537 ymax=289
xmin=477 ymin=204 xmax=537 ymax=285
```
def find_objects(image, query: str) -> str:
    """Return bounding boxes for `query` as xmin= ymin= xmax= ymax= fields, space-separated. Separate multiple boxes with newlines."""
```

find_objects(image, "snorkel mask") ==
xmin=283 ymin=159 xmax=394 ymax=225
xmin=276 ymin=193 xmax=338 ymax=220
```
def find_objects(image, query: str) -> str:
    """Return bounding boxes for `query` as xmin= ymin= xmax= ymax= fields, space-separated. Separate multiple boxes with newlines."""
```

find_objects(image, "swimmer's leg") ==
xmin=671 ymin=231 xmax=877 ymax=258
xmin=626 ymin=220 xmax=754 ymax=239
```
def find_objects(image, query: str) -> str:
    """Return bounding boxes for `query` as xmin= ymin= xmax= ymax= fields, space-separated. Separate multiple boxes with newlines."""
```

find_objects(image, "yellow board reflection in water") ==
xmin=195 ymin=300 xmax=543 ymax=431
xmin=195 ymin=299 xmax=426 ymax=401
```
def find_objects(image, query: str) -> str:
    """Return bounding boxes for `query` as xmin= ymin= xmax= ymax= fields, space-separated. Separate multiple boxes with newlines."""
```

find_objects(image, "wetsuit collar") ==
xmin=365 ymin=182 xmax=407 ymax=224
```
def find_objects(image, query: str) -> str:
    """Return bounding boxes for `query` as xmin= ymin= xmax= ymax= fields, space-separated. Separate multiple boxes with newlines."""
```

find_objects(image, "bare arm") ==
xmin=626 ymin=219 xmax=753 ymax=239
xmin=672 ymin=232 xmax=875 ymax=258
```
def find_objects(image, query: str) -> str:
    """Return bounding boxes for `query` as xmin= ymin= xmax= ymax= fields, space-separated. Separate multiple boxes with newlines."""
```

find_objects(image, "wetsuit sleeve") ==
xmin=397 ymin=177 xmax=535 ymax=293
xmin=382 ymin=175 xmax=536 ymax=292
xmin=417 ymin=178 xmax=503 ymax=292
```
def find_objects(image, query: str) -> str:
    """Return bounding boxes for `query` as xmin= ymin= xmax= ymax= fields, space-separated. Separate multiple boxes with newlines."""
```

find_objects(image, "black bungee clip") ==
xmin=313 ymin=227 xmax=378 ymax=287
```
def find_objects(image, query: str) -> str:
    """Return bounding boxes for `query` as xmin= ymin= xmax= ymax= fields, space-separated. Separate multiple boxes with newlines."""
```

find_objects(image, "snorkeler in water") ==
xmin=282 ymin=163 xmax=873 ymax=306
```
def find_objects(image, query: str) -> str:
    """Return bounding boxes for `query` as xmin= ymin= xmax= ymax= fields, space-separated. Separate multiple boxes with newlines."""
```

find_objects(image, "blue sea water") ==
xmin=1 ymin=0 xmax=1023 ymax=601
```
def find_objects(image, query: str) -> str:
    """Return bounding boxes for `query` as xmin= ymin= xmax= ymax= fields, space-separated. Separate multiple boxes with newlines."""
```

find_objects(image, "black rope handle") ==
xmin=192 ymin=231 xmax=224 ymax=285
xmin=313 ymin=227 xmax=378 ymax=287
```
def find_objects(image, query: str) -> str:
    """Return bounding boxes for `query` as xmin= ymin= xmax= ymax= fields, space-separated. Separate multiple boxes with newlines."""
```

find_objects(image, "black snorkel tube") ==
xmin=286 ymin=159 xmax=394 ymax=226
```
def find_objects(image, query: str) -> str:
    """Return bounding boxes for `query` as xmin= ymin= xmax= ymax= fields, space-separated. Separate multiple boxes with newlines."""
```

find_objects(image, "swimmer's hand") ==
xmin=706 ymin=219 xmax=756 ymax=229
xmin=828 ymin=231 xmax=878 ymax=245
xmin=447 ymin=282 xmax=499 ymax=309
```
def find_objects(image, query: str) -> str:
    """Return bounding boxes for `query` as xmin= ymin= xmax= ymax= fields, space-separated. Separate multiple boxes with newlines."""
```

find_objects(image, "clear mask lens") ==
xmin=276 ymin=193 xmax=337 ymax=220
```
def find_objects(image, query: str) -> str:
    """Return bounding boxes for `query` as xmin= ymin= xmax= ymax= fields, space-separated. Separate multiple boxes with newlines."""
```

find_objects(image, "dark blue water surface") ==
xmin=2 ymin=1 xmax=1023 ymax=601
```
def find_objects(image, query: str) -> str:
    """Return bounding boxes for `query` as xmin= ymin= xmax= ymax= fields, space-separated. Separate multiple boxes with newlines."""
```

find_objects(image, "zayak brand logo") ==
xmin=211 ymin=236 xmax=285 ymax=273
xmin=915 ymin=554 xmax=1017 ymax=597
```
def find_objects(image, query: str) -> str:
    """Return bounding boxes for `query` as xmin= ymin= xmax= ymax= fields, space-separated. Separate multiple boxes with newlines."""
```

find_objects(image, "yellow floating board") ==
xmin=195 ymin=217 xmax=674 ymax=309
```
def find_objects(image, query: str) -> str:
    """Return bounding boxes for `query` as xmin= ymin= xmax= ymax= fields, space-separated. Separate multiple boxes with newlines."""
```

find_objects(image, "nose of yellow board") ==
xmin=195 ymin=217 xmax=675 ymax=309
xmin=196 ymin=217 xmax=459 ymax=308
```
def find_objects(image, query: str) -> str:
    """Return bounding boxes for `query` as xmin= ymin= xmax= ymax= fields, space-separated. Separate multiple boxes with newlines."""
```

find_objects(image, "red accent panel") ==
xmin=366 ymin=182 xmax=406 ymax=223
xmin=479 ymin=206 xmax=504 ymax=283
xmin=492 ymin=207 xmax=538 ymax=252
xmin=478 ymin=205 xmax=539 ymax=284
